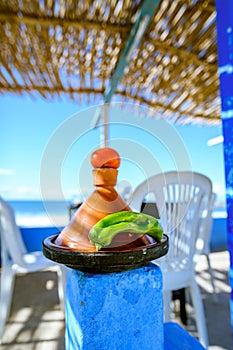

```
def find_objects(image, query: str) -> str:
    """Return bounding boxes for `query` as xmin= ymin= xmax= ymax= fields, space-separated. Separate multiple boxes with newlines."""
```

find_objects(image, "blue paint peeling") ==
xmin=218 ymin=64 xmax=233 ymax=75
xmin=222 ymin=109 xmax=233 ymax=119
xmin=65 ymin=264 xmax=164 ymax=350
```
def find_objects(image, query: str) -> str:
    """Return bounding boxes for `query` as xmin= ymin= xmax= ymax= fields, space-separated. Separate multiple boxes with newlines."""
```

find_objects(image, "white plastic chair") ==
xmin=130 ymin=171 xmax=212 ymax=348
xmin=0 ymin=197 xmax=66 ymax=342
xmin=195 ymin=192 xmax=217 ymax=299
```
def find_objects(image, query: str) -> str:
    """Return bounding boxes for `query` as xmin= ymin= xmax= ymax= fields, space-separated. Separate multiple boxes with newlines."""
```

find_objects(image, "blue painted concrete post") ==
xmin=215 ymin=0 xmax=233 ymax=338
xmin=65 ymin=263 xmax=163 ymax=350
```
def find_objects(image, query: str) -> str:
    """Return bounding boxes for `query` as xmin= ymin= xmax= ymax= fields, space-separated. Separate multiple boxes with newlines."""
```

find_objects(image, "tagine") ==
xmin=54 ymin=147 xmax=152 ymax=252
xmin=43 ymin=147 xmax=169 ymax=272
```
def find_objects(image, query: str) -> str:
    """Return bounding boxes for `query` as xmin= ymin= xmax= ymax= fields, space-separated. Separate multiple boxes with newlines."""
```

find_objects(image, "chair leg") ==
xmin=57 ymin=265 xmax=69 ymax=311
xmin=190 ymin=279 xmax=209 ymax=348
xmin=179 ymin=288 xmax=187 ymax=325
xmin=172 ymin=288 xmax=187 ymax=325
xmin=163 ymin=290 xmax=172 ymax=322
xmin=205 ymin=254 xmax=218 ymax=302
xmin=57 ymin=267 xmax=65 ymax=310
xmin=0 ymin=266 xmax=15 ymax=342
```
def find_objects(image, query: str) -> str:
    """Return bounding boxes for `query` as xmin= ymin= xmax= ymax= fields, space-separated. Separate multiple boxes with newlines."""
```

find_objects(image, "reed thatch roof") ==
xmin=0 ymin=0 xmax=220 ymax=125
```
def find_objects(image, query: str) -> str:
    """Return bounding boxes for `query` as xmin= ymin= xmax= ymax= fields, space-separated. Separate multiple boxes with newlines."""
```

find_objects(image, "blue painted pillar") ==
xmin=215 ymin=0 xmax=233 ymax=337
xmin=65 ymin=263 xmax=163 ymax=350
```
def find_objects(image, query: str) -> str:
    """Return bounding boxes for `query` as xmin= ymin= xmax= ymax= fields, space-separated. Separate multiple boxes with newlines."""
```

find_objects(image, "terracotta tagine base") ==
xmin=42 ymin=233 xmax=169 ymax=273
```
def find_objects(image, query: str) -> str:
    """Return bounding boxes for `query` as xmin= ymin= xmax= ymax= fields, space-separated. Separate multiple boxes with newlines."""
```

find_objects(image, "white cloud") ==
xmin=0 ymin=184 xmax=92 ymax=201
xmin=0 ymin=168 xmax=15 ymax=175
xmin=0 ymin=186 xmax=40 ymax=200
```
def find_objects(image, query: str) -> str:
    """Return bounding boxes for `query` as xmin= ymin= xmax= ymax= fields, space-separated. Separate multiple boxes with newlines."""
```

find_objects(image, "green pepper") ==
xmin=88 ymin=211 xmax=163 ymax=251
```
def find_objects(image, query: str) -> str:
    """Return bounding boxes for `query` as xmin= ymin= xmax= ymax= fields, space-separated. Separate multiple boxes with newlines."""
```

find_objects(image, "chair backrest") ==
xmin=0 ymin=197 xmax=27 ymax=266
xmin=130 ymin=171 xmax=212 ymax=271
xmin=195 ymin=192 xmax=216 ymax=259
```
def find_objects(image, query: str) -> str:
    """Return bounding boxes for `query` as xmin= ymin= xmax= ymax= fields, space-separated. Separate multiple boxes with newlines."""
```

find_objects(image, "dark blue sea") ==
xmin=8 ymin=200 xmax=72 ymax=227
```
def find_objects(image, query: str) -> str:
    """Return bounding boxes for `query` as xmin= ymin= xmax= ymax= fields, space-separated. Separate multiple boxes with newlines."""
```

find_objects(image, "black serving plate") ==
xmin=42 ymin=234 xmax=169 ymax=273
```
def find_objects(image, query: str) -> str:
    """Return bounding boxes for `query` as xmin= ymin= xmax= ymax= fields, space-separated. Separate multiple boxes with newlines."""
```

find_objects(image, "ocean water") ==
xmin=8 ymin=200 xmax=73 ymax=227
xmin=7 ymin=199 xmax=227 ymax=228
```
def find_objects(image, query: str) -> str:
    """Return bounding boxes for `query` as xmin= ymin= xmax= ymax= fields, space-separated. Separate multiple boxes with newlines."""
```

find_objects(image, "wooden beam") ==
xmin=0 ymin=11 xmax=130 ymax=33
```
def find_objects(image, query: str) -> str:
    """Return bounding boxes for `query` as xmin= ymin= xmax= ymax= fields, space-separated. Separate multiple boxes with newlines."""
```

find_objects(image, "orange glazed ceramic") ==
xmin=55 ymin=148 xmax=146 ymax=252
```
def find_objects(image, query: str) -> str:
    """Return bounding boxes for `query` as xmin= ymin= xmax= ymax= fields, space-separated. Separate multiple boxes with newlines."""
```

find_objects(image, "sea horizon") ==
xmin=8 ymin=199 xmax=71 ymax=228
xmin=5 ymin=197 xmax=227 ymax=228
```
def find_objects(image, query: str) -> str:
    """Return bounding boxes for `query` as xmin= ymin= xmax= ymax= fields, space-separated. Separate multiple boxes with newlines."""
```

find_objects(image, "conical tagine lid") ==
xmin=55 ymin=147 xmax=147 ymax=252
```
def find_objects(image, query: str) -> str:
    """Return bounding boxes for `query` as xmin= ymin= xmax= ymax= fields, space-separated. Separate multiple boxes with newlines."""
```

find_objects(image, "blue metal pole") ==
xmin=215 ymin=0 xmax=233 ymax=338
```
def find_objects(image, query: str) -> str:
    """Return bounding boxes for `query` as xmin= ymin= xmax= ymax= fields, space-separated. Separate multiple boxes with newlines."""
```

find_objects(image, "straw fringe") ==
xmin=0 ymin=0 xmax=220 ymax=124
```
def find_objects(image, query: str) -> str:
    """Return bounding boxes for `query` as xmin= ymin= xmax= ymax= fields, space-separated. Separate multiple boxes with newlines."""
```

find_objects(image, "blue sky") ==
xmin=1 ymin=93 xmax=225 ymax=203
